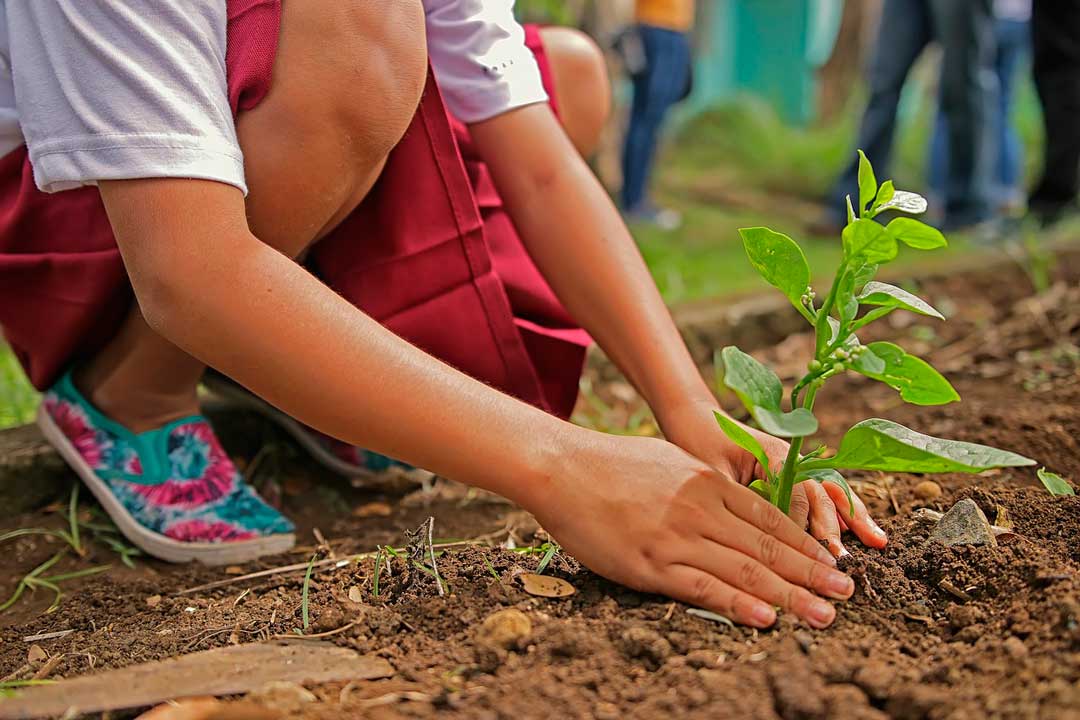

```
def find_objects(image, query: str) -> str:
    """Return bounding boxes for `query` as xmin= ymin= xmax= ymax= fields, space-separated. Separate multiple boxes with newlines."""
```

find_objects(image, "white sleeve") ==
xmin=425 ymin=0 xmax=549 ymax=124
xmin=5 ymin=1 xmax=246 ymax=194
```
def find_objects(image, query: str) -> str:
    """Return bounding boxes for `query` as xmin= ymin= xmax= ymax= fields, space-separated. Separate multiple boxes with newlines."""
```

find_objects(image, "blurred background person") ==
xmin=928 ymin=0 xmax=1030 ymax=220
xmin=620 ymin=0 xmax=695 ymax=229
xmin=815 ymin=0 xmax=998 ymax=234
xmin=1029 ymin=0 xmax=1080 ymax=226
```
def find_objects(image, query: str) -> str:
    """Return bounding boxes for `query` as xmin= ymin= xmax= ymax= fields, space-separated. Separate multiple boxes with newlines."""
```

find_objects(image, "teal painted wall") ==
xmin=688 ymin=0 xmax=843 ymax=125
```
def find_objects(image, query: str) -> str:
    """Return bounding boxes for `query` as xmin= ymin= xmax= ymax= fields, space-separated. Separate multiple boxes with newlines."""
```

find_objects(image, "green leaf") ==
xmin=837 ymin=270 xmax=860 ymax=325
xmin=797 ymin=468 xmax=854 ymax=518
xmin=739 ymin=227 xmax=812 ymax=309
xmin=851 ymin=262 xmax=879 ymax=293
xmin=1037 ymin=468 xmax=1075 ymax=496
xmin=857 ymin=150 xmax=878 ymax=214
xmin=803 ymin=418 xmax=1036 ymax=473
xmin=853 ymin=342 xmax=960 ymax=405
xmin=845 ymin=195 xmax=856 ymax=224
xmin=872 ymin=180 xmax=895 ymax=212
xmin=885 ymin=217 xmax=947 ymax=250
xmin=753 ymin=406 xmax=819 ymax=438
xmin=827 ymin=317 xmax=859 ymax=349
xmin=720 ymin=346 xmax=782 ymax=412
xmin=875 ymin=189 xmax=928 ymax=215
xmin=849 ymin=345 xmax=886 ymax=374
xmin=843 ymin=219 xmax=897 ymax=264
xmin=748 ymin=478 xmax=773 ymax=502
xmin=714 ymin=411 xmax=770 ymax=471
xmin=858 ymin=282 xmax=944 ymax=320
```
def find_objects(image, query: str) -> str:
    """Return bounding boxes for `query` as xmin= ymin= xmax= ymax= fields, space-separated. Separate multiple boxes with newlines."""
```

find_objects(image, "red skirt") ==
xmin=0 ymin=0 xmax=589 ymax=420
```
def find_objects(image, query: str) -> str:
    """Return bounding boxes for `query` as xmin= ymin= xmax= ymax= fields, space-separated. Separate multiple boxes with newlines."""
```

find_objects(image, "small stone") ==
xmin=248 ymin=681 xmax=316 ymax=712
xmin=476 ymin=608 xmax=532 ymax=651
xmin=913 ymin=480 xmax=942 ymax=501
xmin=795 ymin=630 xmax=815 ymax=653
xmin=1003 ymin=636 xmax=1028 ymax=658
xmin=617 ymin=626 xmax=672 ymax=668
xmin=930 ymin=499 xmax=997 ymax=547
xmin=347 ymin=586 xmax=364 ymax=604
xmin=145 ymin=594 xmax=162 ymax=608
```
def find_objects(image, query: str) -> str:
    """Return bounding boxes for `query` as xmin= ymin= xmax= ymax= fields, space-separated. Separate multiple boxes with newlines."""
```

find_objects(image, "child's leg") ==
xmin=536 ymin=27 xmax=611 ymax=158
xmin=78 ymin=0 xmax=427 ymax=434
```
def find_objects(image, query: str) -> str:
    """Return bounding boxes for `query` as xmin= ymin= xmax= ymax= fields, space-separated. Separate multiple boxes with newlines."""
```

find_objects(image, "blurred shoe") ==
xmin=1029 ymin=199 xmax=1080 ymax=229
xmin=38 ymin=371 xmax=295 ymax=565
xmin=202 ymin=371 xmax=434 ymax=483
xmin=625 ymin=203 xmax=682 ymax=231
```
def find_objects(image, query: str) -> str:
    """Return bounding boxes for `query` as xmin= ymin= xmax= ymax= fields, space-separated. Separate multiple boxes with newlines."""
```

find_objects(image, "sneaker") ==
xmin=201 ymin=371 xmax=434 ymax=483
xmin=37 ymin=371 xmax=295 ymax=565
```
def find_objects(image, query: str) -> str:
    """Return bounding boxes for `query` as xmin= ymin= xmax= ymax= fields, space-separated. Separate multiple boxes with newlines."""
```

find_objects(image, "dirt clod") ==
xmin=617 ymin=626 xmax=672 ymax=668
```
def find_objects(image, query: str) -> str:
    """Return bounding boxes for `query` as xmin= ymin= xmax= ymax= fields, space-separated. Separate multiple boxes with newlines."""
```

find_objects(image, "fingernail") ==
xmin=839 ymin=547 xmax=852 ymax=557
xmin=752 ymin=603 xmax=777 ymax=627
xmin=825 ymin=571 xmax=855 ymax=599
xmin=872 ymin=524 xmax=888 ymax=540
xmin=808 ymin=601 xmax=835 ymax=628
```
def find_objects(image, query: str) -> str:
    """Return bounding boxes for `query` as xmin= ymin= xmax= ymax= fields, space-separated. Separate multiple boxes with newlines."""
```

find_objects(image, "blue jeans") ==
xmin=930 ymin=18 xmax=1030 ymax=207
xmin=621 ymin=24 xmax=692 ymax=212
xmin=828 ymin=0 xmax=997 ymax=228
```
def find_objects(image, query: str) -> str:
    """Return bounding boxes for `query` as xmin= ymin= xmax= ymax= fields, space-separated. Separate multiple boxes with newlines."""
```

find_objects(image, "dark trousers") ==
xmin=621 ymin=24 xmax=692 ymax=212
xmin=829 ymin=0 xmax=997 ymax=227
xmin=930 ymin=17 xmax=1030 ymax=207
xmin=1030 ymin=0 xmax=1080 ymax=214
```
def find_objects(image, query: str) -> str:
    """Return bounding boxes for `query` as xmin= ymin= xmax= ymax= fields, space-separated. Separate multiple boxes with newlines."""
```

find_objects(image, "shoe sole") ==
xmin=201 ymin=373 xmax=435 ymax=484
xmin=37 ymin=407 xmax=295 ymax=566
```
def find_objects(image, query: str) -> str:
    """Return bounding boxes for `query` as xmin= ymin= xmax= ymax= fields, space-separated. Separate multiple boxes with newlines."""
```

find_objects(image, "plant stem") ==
xmin=775 ymin=382 xmax=822 ymax=515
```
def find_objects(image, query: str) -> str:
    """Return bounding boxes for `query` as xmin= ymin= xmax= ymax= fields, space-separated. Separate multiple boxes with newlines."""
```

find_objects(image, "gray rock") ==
xmin=930 ymin=499 xmax=997 ymax=547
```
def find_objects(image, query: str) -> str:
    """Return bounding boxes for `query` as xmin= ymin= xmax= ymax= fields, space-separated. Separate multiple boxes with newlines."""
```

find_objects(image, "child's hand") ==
xmin=656 ymin=400 xmax=888 ymax=557
xmin=527 ymin=431 xmax=854 ymax=629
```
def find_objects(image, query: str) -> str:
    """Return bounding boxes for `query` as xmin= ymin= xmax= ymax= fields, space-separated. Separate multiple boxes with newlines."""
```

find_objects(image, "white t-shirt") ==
xmin=0 ymin=0 xmax=547 ymax=196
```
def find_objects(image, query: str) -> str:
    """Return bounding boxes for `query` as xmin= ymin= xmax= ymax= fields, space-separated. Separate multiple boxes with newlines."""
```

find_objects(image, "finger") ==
xmin=692 ymin=545 xmax=838 ymax=629
xmin=708 ymin=514 xmax=854 ymax=600
xmin=805 ymin=481 xmax=846 ymax=557
xmin=664 ymin=564 xmax=777 ymax=628
xmin=721 ymin=482 xmax=837 ymax=567
xmin=822 ymin=481 xmax=888 ymax=549
xmin=788 ymin=483 xmax=811 ymax=530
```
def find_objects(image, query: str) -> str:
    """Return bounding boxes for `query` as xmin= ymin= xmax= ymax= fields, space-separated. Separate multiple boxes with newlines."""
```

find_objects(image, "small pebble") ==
xmin=913 ymin=480 xmax=943 ymax=501
xmin=476 ymin=608 xmax=532 ymax=651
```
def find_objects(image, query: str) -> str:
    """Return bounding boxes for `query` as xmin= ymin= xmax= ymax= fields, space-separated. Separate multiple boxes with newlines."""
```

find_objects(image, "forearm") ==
xmin=470 ymin=106 xmax=715 ymax=421
xmin=113 ymin=217 xmax=571 ymax=509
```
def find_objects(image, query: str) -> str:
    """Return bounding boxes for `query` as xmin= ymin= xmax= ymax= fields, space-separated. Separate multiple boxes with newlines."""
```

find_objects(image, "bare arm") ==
xmin=97 ymin=177 xmax=849 ymax=628
xmin=469 ymin=105 xmax=888 ymax=554
xmin=469 ymin=104 xmax=715 ymax=424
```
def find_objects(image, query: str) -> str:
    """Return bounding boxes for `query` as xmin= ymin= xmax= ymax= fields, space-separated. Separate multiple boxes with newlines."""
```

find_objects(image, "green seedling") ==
xmin=1037 ymin=468 xmax=1074 ymax=496
xmin=300 ymin=552 xmax=317 ymax=631
xmin=715 ymin=151 xmax=1036 ymax=515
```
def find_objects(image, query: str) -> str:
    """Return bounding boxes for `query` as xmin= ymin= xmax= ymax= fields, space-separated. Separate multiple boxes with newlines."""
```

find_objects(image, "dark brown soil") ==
xmin=2 ymin=254 xmax=1079 ymax=720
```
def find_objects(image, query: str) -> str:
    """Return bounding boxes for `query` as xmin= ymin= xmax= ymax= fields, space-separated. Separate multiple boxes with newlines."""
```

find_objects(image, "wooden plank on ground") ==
xmin=0 ymin=641 xmax=393 ymax=720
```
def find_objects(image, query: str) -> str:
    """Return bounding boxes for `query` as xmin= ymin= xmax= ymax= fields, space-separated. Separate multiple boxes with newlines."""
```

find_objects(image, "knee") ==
xmin=540 ymin=27 xmax=611 ymax=156
xmin=332 ymin=0 xmax=428 ymax=158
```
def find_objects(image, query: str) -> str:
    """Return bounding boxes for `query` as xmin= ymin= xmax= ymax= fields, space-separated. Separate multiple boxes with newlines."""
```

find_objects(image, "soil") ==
xmin=2 ymin=253 xmax=1079 ymax=720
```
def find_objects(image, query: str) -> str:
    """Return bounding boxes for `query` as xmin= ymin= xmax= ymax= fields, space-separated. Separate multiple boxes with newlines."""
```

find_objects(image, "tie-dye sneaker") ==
xmin=36 ymin=371 xmax=295 ymax=565
xmin=201 ymin=371 xmax=434 ymax=483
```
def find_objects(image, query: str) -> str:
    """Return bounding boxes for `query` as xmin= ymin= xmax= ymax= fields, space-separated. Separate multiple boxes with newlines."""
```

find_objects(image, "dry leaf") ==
xmin=352 ymin=502 xmax=392 ymax=518
xmin=517 ymin=573 xmax=575 ymax=598
xmin=347 ymin=587 xmax=363 ymax=604
xmin=27 ymin=644 xmax=47 ymax=664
